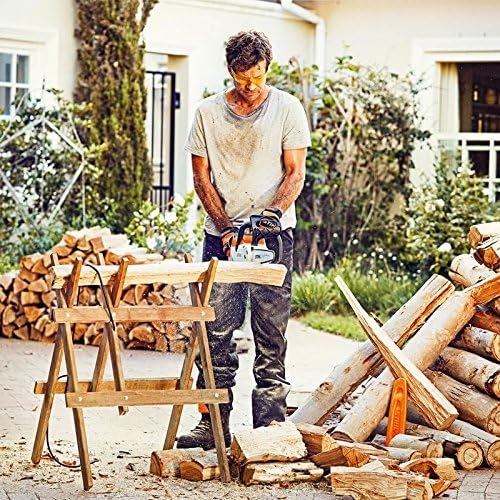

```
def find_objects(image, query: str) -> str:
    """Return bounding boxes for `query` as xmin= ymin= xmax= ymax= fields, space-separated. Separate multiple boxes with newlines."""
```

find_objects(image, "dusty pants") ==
xmin=195 ymin=230 xmax=293 ymax=428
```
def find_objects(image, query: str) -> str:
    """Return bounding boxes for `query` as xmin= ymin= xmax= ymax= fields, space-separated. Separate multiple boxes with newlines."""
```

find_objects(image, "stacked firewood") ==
xmin=150 ymin=421 xmax=456 ymax=497
xmin=0 ymin=227 xmax=191 ymax=353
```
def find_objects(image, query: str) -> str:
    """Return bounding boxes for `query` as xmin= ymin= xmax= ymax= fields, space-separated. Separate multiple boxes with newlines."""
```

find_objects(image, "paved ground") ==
xmin=0 ymin=319 xmax=498 ymax=498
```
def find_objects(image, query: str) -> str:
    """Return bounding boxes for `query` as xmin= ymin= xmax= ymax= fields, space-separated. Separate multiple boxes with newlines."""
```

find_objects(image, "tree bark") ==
xmin=388 ymin=434 xmax=443 ymax=459
xmin=452 ymin=325 xmax=500 ymax=362
xmin=426 ymin=370 xmax=500 ymax=436
xmin=435 ymin=346 xmax=500 ymax=397
xmin=333 ymin=290 xmax=477 ymax=443
xmin=290 ymin=275 xmax=454 ymax=425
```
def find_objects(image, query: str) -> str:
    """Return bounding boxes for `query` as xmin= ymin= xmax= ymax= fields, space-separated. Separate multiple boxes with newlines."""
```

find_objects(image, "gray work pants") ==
xmin=195 ymin=229 xmax=293 ymax=428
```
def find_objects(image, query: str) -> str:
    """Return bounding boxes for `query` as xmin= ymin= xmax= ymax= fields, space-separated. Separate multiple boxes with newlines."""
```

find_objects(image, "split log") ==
xmin=241 ymin=461 xmax=323 ymax=485
xmin=476 ymin=238 xmax=500 ymax=270
xmin=13 ymin=325 xmax=29 ymax=340
xmin=23 ymin=306 xmax=44 ymax=323
xmin=296 ymin=423 xmax=338 ymax=455
xmin=335 ymin=276 xmax=458 ymax=430
xmin=19 ymin=268 xmax=39 ymax=282
xmin=399 ymin=457 xmax=457 ymax=481
xmin=13 ymin=277 xmax=28 ymax=294
xmin=470 ymin=309 xmax=500 ymax=335
xmin=31 ymin=258 xmax=48 ymax=275
xmin=468 ymin=222 xmax=500 ymax=248
xmin=429 ymin=479 xmax=454 ymax=497
xmin=28 ymin=278 xmax=49 ymax=293
xmin=435 ymin=346 xmax=500 ymax=397
xmin=290 ymin=275 xmax=454 ymax=425
xmin=388 ymin=434 xmax=443 ymax=459
xmin=128 ymin=324 xmax=154 ymax=343
xmin=448 ymin=419 xmax=500 ymax=468
xmin=452 ymin=325 xmax=500 ymax=362
xmin=20 ymin=253 xmax=43 ymax=271
xmin=0 ymin=272 xmax=16 ymax=290
xmin=20 ymin=291 xmax=40 ymax=306
xmin=2 ymin=305 xmax=17 ymax=325
xmin=330 ymin=463 xmax=433 ymax=500
xmin=376 ymin=416 xmax=483 ymax=470
xmin=178 ymin=449 xmax=219 ymax=481
xmin=426 ymin=370 xmax=500 ymax=436
xmin=52 ymin=244 xmax=72 ymax=257
xmin=2 ymin=324 xmax=15 ymax=337
xmin=311 ymin=441 xmax=385 ymax=468
xmin=230 ymin=421 xmax=306 ymax=465
xmin=41 ymin=291 xmax=56 ymax=308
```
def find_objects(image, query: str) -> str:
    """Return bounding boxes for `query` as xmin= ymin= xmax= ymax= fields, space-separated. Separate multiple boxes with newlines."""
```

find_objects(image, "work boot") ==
xmin=176 ymin=412 xmax=231 ymax=450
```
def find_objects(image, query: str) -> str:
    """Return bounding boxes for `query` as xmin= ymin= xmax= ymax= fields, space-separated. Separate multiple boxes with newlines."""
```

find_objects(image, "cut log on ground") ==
xmin=311 ymin=440 xmax=385 ymax=468
xmin=452 ymin=325 xmax=500 ymax=362
xmin=296 ymin=423 xmax=338 ymax=455
xmin=178 ymin=449 xmax=220 ymax=481
xmin=330 ymin=463 xmax=434 ymax=500
xmin=386 ymin=447 xmax=422 ymax=462
xmin=241 ymin=461 xmax=323 ymax=485
xmin=335 ymin=276 xmax=458 ymax=430
xmin=399 ymin=457 xmax=458 ymax=481
xmin=448 ymin=419 xmax=500 ymax=468
xmin=230 ymin=421 xmax=307 ymax=466
xmin=150 ymin=447 xmax=204 ymax=478
xmin=426 ymin=370 xmax=500 ymax=436
xmin=435 ymin=346 xmax=500 ymax=398
xmin=333 ymin=288 xmax=479 ymax=443
xmin=388 ymin=434 xmax=443 ymax=459
xmin=290 ymin=275 xmax=454 ymax=425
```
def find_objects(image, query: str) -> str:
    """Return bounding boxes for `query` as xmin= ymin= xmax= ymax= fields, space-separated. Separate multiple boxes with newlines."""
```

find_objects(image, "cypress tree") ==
xmin=74 ymin=0 xmax=158 ymax=229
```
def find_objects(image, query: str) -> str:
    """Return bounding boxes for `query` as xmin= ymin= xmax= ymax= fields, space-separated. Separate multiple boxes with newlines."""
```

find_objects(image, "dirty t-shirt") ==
xmin=184 ymin=86 xmax=311 ymax=236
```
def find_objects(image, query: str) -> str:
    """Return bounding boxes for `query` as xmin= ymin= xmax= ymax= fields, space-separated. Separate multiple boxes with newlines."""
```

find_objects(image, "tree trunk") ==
xmin=290 ymin=275 xmax=454 ymax=425
xmin=388 ymin=434 xmax=443 ymax=459
xmin=452 ymin=325 xmax=500 ymax=362
xmin=448 ymin=419 xmax=500 ymax=468
xmin=426 ymin=370 xmax=500 ymax=436
xmin=332 ymin=290 xmax=477 ymax=443
xmin=435 ymin=346 xmax=500 ymax=398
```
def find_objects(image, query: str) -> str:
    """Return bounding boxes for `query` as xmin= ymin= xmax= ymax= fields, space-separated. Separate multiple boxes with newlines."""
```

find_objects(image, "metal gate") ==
xmin=145 ymin=70 xmax=177 ymax=210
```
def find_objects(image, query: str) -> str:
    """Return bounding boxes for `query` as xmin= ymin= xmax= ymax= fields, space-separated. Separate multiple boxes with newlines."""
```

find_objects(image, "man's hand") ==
xmin=252 ymin=208 xmax=282 ymax=237
xmin=261 ymin=207 xmax=283 ymax=220
xmin=221 ymin=226 xmax=238 ymax=258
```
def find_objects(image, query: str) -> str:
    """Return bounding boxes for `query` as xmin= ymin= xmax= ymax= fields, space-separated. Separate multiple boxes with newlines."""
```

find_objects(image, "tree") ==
xmin=74 ymin=0 xmax=158 ymax=229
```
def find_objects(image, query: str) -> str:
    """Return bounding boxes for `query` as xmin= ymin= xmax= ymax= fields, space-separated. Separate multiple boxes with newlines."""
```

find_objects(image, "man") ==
xmin=177 ymin=31 xmax=310 ymax=450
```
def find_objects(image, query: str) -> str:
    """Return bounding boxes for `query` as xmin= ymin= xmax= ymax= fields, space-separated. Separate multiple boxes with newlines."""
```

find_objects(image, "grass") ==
xmin=301 ymin=311 xmax=367 ymax=342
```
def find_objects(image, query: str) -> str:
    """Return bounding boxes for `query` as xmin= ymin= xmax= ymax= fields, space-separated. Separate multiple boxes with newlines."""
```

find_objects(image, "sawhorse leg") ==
xmin=163 ymin=257 xmax=230 ymax=482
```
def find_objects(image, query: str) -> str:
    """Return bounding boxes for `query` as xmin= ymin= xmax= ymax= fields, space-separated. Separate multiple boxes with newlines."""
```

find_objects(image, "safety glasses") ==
xmin=230 ymin=69 xmax=267 ymax=87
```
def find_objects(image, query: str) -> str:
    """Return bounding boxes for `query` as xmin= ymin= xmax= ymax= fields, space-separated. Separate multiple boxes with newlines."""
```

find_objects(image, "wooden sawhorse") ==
xmin=31 ymin=254 xmax=286 ymax=490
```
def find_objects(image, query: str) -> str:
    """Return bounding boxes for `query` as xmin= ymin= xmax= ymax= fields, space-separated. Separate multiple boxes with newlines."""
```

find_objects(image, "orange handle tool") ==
xmin=385 ymin=377 xmax=408 ymax=446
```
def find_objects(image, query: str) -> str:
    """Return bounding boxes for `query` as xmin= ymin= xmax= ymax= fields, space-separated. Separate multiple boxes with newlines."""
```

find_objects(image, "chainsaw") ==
xmin=228 ymin=214 xmax=283 ymax=264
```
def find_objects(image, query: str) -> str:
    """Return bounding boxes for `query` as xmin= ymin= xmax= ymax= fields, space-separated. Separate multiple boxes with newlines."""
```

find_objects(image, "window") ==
xmin=0 ymin=52 xmax=29 ymax=116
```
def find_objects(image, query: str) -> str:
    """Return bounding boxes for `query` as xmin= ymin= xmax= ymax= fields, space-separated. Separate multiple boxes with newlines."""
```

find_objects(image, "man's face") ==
xmin=230 ymin=59 xmax=267 ymax=102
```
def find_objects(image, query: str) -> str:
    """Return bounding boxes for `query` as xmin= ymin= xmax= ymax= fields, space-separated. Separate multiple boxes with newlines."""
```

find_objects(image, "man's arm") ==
xmin=192 ymin=154 xmax=233 ymax=232
xmin=269 ymin=148 xmax=307 ymax=213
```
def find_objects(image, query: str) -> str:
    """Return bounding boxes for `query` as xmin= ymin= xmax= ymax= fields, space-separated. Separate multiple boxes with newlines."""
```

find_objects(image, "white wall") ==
xmin=0 ymin=0 xmax=76 ymax=97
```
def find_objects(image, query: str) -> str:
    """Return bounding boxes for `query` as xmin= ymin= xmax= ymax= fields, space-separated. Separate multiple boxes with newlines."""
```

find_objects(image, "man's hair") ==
xmin=225 ymin=31 xmax=273 ymax=72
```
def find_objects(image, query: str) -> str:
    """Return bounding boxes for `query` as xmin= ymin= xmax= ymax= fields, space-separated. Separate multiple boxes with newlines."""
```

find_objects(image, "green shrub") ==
xmin=302 ymin=311 xmax=366 ymax=342
xmin=126 ymin=191 xmax=204 ymax=259
xmin=399 ymin=154 xmax=496 ymax=276
xmin=291 ymin=272 xmax=337 ymax=316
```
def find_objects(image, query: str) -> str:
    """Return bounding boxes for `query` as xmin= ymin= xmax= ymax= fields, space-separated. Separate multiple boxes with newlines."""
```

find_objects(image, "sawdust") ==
xmin=0 ymin=439 xmax=332 ymax=499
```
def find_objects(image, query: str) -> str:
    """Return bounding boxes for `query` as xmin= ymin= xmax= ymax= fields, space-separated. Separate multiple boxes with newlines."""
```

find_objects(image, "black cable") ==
xmin=45 ymin=264 xmax=113 ymax=469
xmin=45 ymin=375 xmax=97 ymax=468
xmin=86 ymin=263 xmax=116 ymax=330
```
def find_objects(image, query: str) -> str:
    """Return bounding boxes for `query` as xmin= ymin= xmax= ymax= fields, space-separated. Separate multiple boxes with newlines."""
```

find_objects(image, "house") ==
xmin=2 ymin=0 xmax=500 ymax=201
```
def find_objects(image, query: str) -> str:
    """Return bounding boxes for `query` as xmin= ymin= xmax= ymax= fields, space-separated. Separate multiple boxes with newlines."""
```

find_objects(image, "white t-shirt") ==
xmin=185 ymin=86 xmax=311 ymax=236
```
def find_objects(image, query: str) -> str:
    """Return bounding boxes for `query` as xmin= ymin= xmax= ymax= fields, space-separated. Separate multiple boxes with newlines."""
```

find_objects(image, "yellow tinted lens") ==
xmin=232 ymin=72 xmax=266 ymax=86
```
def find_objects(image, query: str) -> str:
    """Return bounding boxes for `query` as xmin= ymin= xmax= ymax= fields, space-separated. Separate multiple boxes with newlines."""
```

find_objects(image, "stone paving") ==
xmin=0 ymin=320 xmax=498 ymax=498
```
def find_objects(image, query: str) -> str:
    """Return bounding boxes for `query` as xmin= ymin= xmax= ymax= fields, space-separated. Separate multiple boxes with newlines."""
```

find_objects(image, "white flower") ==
xmin=333 ymin=232 xmax=338 ymax=238
xmin=352 ymin=239 xmax=358 ymax=245
xmin=150 ymin=208 xmax=160 ymax=219
xmin=146 ymin=236 xmax=156 ymax=250
xmin=164 ymin=211 xmax=178 ymax=224
xmin=173 ymin=193 xmax=185 ymax=206
xmin=437 ymin=242 xmax=452 ymax=253
xmin=435 ymin=199 xmax=445 ymax=208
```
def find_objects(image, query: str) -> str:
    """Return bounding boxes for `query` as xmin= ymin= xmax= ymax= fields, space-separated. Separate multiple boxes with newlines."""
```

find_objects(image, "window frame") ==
xmin=0 ymin=50 xmax=31 ymax=116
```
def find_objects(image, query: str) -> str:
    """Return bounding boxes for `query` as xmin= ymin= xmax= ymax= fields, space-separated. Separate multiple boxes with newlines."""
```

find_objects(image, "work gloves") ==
xmin=221 ymin=226 xmax=238 ymax=258
xmin=220 ymin=208 xmax=282 ymax=258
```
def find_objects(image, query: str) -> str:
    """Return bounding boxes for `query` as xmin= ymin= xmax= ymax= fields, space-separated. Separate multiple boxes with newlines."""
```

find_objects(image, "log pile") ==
xmin=286 ymin=221 xmax=500 ymax=489
xmin=0 ymin=227 xmax=191 ymax=353
xmin=150 ymin=420 xmax=456 ymax=498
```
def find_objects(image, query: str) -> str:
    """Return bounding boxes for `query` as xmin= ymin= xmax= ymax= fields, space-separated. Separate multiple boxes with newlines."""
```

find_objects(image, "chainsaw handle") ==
xmin=235 ymin=222 xmax=252 ymax=249
xmin=273 ymin=235 xmax=283 ymax=264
